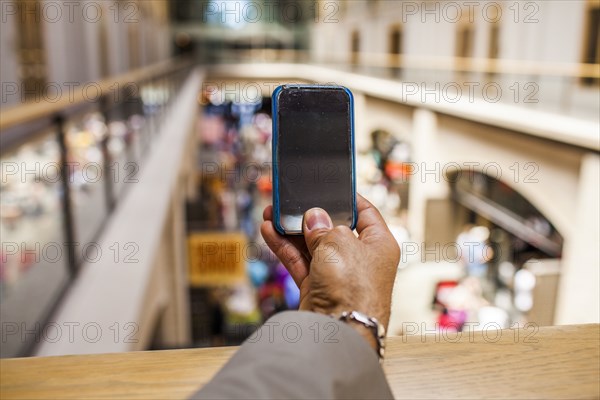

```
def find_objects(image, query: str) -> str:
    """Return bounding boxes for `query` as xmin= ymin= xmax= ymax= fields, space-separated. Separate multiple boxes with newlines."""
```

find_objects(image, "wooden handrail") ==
xmin=356 ymin=52 xmax=600 ymax=79
xmin=1 ymin=324 xmax=598 ymax=399
xmin=236 ymin=49 xmax=600 ymax=79
xmin=0 ymin=58 xmax=191 ymax=132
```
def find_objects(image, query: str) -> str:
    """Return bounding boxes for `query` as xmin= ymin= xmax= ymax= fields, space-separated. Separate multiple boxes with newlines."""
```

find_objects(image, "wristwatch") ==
xmin=336 ymin=310 xmax=386 ymax=362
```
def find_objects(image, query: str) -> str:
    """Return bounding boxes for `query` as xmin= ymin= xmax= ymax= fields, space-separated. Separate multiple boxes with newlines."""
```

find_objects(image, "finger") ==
xmin=260 ymin=220 xmax=309 ymax=286
xmin=263 ymin=205 xmax=310 ymax=259
xmin=356 ymin=193 xmax=390 ymax=242
xmin=289 ymin=235 xmax=311 ymax=261
xmin=263 ymin=205 xmax=273 ymax=221
xmin=302 ymin=208 xmax=333 ymax=257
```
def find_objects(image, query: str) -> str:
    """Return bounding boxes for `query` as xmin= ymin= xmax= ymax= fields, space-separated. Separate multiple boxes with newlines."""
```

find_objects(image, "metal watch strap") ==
xmin=336 ymin=310 xmax=386 ymax=362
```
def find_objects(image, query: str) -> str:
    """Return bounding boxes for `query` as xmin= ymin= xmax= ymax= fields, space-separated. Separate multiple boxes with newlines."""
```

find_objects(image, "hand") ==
xmin=261 ymin=194 xmax=400 ymax=350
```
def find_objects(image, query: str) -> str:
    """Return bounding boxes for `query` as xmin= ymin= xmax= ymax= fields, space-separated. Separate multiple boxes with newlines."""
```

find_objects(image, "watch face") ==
xmin=350 ymin=311 xmax=377 ymax=328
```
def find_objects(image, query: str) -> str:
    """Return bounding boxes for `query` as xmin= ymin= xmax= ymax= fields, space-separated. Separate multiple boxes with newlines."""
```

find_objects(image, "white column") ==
xmin=407 ymin=108 xmax=449 ymax=243
xmin=554 ymin=153 xmax=600 ymax=324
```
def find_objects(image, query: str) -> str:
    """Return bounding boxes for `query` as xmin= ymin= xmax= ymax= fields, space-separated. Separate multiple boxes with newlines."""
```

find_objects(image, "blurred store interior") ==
xmin=0 ymin=0 xmax=599 ymax=357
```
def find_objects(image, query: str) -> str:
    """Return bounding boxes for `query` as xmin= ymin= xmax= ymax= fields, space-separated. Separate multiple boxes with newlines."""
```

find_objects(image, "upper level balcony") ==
xmin=1 ymin=54 xmax=598 ymax=358
xmin=1 ymin=0 xmax=598 ymax=360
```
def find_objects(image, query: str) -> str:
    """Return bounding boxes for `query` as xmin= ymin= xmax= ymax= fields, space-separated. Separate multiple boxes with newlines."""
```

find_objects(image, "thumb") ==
xmin=303 ymin=208 xmax=333 ymax=256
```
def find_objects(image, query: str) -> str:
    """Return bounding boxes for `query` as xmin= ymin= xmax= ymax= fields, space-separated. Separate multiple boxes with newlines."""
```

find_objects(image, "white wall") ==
xmin=313 ymin=0 xmax=588 ymax=63
xmin=0 ymin=9 xmax=20 ymax=106
xmin=2 ymin=0 xmax=173 ymax=102
xmin=309 ymin=0 xmax=598 ymax=119
xmin=42 ymin=0 xmax=92 ymax=86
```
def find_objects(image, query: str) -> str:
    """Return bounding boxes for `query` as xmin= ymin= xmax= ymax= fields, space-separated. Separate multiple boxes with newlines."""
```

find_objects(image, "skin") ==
xmin=260 ymin=194 xmax=401 ymax=352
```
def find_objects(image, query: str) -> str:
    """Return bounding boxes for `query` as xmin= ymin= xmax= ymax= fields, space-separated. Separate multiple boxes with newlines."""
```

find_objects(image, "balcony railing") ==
xmin=0 ymin=59 xmax=193 ymax=357
xmin=206 ymin=48 xmax=600 ymax=121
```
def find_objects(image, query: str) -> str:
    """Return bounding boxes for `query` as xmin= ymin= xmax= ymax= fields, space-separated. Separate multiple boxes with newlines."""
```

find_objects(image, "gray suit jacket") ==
xmin=192 ymin=311 xmax=394 ymax=399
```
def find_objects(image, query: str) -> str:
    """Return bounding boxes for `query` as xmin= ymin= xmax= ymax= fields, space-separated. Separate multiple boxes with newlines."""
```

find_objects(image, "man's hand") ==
xmin=260 ymin=194 xmax=400 ymax=350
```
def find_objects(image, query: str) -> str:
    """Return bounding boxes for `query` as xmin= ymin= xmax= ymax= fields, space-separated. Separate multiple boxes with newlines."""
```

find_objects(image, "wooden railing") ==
xmin=222 ymin=49 xmax=600 ymax=79
xmin=0 ymin=58 xmax=191 ymax=132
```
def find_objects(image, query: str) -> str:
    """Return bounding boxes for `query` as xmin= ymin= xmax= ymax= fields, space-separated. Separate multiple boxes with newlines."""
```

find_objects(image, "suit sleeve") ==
xmin=190 ymin=310 xmax=393 ymax=400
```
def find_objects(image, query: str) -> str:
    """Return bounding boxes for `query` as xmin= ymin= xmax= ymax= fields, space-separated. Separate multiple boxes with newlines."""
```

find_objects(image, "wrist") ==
xmin=333 ymin=310 xmax=386 ymax=360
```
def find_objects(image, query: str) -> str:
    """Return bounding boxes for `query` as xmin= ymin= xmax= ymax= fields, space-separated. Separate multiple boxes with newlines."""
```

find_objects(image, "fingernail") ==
xmin=304 ymin=208 xmax=333 ymax=231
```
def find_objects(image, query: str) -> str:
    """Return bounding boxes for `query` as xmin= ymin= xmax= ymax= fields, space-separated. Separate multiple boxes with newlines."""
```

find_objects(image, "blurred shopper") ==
xmin=457 ymin=225 xmax=493 ymax=279
xmin=192 ymin=195 xmax=399 ymax=399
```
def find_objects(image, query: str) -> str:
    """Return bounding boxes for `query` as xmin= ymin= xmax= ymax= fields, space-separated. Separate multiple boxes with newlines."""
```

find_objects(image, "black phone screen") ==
xmin=276 ymin=86 xmax=354 ymax=233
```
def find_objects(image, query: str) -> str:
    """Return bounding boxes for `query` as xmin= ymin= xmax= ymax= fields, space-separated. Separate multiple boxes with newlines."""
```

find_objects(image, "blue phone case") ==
xmin=272 ymin=84 xmax=357 ymax=235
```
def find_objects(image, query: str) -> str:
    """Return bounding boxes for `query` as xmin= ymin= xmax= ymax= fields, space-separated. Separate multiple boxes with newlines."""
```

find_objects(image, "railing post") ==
xmin=99 ymin=95 xmax=116 ymax=212
xmin=55 ymin=114 xmax=78 ymax=276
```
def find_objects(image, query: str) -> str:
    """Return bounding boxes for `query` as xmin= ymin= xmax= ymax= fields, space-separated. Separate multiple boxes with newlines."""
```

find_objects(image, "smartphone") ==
xmin=272 ymin=84 xmax=357 ymax=235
